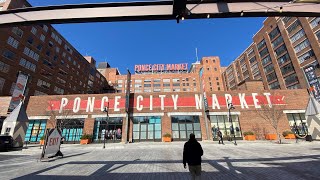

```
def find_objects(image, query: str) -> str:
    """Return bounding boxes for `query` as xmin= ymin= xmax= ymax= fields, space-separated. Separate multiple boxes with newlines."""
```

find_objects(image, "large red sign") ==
xmin=134 ymin=63 xmax=188 ymax=73
xmin=48 ymin=92 xmax=286 ymax=113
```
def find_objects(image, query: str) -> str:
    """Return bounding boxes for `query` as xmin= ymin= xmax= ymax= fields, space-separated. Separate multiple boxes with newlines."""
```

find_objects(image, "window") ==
xmin=290 ymin=29 xmax=305 ymax=43
xmin=172 ymin=78 xmax=180 ymax=82
xmin=23 ymin=47 xmax=39 ymax=61
xmin=163 ymin=79 xmax=170 ymax=82
xmin=268 ymin=27 xmax=280 ymax=40
xmin=37 ymin=79 xmax=51 ymax=89
xmin=266 ymin=72 xmax=277 ymax=82
xmin=285 ymin=74 xmax=298 ymax=86
xmin=214 ymin=67 xmax=217 ymax=71
xmin=0 ymin=61 xmax=10 ymax=73
xmin=36 ymin=44 xmax=42 ymax=51
xmin=173 ymin=83 xmax=180 ymax=86
xmin=3 ymin=49 xmax=15 ymax=60
xmin=294 ymin=39 xmax=310 ymax=53
xmin=154 ymin=84 xmax=161 ymax=87
xmin=42 ymin=25 xmax=48 ymax=32
xmin=54 ymin=86 xmax=64 ymax=94
xmin=0 ymin=77 xmax=5 ymax=92
xmin=7 ymin=36 xmax=19 ymax=49
xmin=269 ymin=81 xmax=280 ymax=89
xmin=310 ymin=17 xmax=320 ymax=29
xmin=277 ymin=53 xmax=291 ymax=66
xmin=163 ymin=84 xmax=170 ymax=87
xmin=40 ymin=34 xmax=45 ymax=42
xmin=19 ymin=58 xmax=36 ymax=72
xmin=153 ymin=79 xmax=161 ymax=82
xmin=287 ymin=20 xmax=300 ymax=34
xmin=316 ymin=31 xmax=320 ymax=41
xmin=144 ymin=84 xmax=151 ymax=87
xmin=259 ymin=47 xmax=269 ymax=58
xmin=264 ymin=64 xmax=274 ymax=74
xmin=216 ymin=77 xmax=219 ymax=80
xmin=271 ymin=36 xmax=283 ymax=48
xmin=34 ymin=90 xmax=48 ymax=96
xmin=27 ymin=36 xmax=34 ymax=44
xmin=247 ymin=48 xmax=254 ymax=57
xmin=12 ymin=27 xmax=23 ymax=38
xmin=249 ymin=56 xmax=256 ymax=64
xmin=135 ymin=79 xmax=142 ymax=83
xmin=5 ymin=128 xmax=11 ymax=135
xmin=257 ymin=39 xmax=266 ymax=50
xmin=31 ymin=27 xmax=37 ymax=35
xmin=298 ymin=50 xmax=315 ymax=64
xmin=48 ymin=41 xmax=54 ymax=47
xmin=144 ymin=79 xmax=151 ymax=83
xmin=282 ymin=17 xmax=292 ymax=24
xmin=210 ymin=115 xmax=242 ymax=138
xmin=274 ymin=44 xmax=287 ymax=57
xmin=280 ymin=63 xmax=295 ymax=75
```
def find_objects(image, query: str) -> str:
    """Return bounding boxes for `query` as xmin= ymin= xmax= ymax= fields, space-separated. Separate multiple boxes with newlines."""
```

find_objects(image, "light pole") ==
xmin=103 ymin=102 xmax=109 ymax=149
xmin=227 ymin=99 xmax=237 ymax=146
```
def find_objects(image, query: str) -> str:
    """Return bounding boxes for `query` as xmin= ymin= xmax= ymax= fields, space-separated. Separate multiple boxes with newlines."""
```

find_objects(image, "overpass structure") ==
xmin=0 ymin=0 xmax=320 ymax=26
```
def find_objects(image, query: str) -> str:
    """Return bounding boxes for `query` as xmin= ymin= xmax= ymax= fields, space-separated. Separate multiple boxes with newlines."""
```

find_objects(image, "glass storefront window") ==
xmin=171 ymin=116 xmax=201 ymax=140
xmin=25 ymin=119 xmax=47 ymax=142
xmin=132 ymin=116 xmax=161 ymax=142
xmin=59 ymin=118 xmax=84 ymax=143
xmin=286 ymin=113 xmax=308 ymax=136
xmin=94 ymin=117 xmax=123 ymax=143
xmin=210 ymin=115 xmax=242 ymax=140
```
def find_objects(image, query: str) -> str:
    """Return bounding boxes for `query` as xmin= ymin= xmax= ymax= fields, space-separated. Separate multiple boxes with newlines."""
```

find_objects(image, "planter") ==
xmin=285 ymin=134 xmax=296 ymax=139
xmin=39 ymin=140 xmax=45 ymax=145
xmin=80 ymin=139 xmax=91 ymax=144
xmin=244 ymin=135 xmax=256 ymax=141
xmin=265 ymin=134 xmax=277 ymax=140
xmin=163 ymin=137 xmax=172 ymax=142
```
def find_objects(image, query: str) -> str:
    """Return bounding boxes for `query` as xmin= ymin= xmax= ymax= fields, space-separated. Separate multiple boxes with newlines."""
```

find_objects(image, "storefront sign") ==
xmin=134 ymin=63 xmax=188 ymax=73
xmin=50 ymin=92 xmax=285 ymax=113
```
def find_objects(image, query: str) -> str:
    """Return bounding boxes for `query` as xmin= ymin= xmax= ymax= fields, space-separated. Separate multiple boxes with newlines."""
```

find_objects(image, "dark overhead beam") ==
xmin=0 ymin=0 xmax=319 ymax=27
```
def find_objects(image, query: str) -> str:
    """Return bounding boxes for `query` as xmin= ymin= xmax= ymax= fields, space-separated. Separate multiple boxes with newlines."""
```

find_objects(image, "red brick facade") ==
xmin=26 ymin=89 xmax=309 ymax=142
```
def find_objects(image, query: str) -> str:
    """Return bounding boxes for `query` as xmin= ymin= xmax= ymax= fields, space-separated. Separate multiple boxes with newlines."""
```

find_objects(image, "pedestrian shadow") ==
xmin=12 ymin=154 xmax=320 ymax=180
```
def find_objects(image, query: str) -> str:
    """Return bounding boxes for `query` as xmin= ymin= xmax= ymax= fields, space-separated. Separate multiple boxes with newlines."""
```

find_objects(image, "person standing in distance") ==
xmin=183 ymin=133 xmax=203 ymax=180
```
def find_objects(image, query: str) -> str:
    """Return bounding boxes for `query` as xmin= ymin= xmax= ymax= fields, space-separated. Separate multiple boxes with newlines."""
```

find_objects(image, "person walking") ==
xmin=217 ymin=129 xmax=224 ymax=145
xmin=183 ymin=133 xmax=203 ymax=180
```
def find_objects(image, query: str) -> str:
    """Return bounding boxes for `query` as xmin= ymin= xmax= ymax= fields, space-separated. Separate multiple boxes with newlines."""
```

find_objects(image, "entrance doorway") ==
xmin=94 ymin=117 xmax=123 ymax=143
xmin=132 ymin=116 xmax=161 ymax=142
xmin=171 ymin=116 xmax=202 ymax=141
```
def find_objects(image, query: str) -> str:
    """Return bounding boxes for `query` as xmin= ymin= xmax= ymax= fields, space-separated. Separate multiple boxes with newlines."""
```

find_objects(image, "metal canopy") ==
xmin=0 ymin=0 xmax=320 ymax=26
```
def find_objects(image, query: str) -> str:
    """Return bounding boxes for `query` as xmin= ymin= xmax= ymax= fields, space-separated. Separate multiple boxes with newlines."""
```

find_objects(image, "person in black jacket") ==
xmin=183 ymin=133 xmax=203 ymax=180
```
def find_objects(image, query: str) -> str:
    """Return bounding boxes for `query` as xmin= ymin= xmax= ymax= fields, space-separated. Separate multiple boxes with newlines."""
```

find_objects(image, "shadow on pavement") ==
xmin=13 ymin=154 xmax=320 ymax=180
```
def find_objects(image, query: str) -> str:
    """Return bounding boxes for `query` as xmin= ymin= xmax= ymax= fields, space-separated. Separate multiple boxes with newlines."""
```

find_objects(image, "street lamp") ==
xmin=227 ymin=99 xmax=237 ymax=146
xmin=103 ymin=102 xmax=109 ymax=149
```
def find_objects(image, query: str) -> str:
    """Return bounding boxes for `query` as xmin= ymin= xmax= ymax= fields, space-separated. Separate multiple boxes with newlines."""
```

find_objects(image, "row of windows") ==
xmin=290 ymin=29 xmax=305 ymax=43
xmin=0 ymin=61 xmax=10 ymax=73
xmin=287 ymin=20 xmax=301 ymax=34
xmin=23 ymin=47 xmax=39 ymax=61
xmin=310 ymin=17 xmax=320 ymax=29
xmin=7 ymin=36 xmax=19 ymax=49
xmin=294 ymin=39 xmax=310 ymax=53
xmin=37 ymin=79 xmax=51 ymax=89
xmin=54 ymin=86 xmax=64 ymax=94
xmin=298 ymin=50 xmax=315 ymax=64
xmin=19 ymin=58 xmax=36 ymax=72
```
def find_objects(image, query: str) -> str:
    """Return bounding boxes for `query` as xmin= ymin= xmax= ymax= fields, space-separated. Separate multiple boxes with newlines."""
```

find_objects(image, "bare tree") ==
xmin=255 ymin=93 xmax=286 ymax=144
xmin=46 ymin=100 xmax=72 ymax=129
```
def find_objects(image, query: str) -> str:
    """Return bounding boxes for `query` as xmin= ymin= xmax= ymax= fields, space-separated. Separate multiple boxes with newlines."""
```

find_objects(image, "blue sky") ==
xmin=28 ymin=0 xmax=265 ymax=74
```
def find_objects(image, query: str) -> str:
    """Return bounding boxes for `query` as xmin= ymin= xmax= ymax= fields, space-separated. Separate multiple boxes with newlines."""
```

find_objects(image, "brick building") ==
xmin=0 ymin=0 xmax=111 ymax=99
xmin=25 ymin=87 xmax=310 ymax=143
xmin=98 ymin=56 xmax=224 ymax=94
xmin=222 ymin=17 xmax=320 ymax=97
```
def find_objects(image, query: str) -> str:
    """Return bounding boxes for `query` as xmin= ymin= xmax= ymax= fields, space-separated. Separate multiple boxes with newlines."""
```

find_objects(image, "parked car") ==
xmin=0 ymin=135 xmax=14 ymax=151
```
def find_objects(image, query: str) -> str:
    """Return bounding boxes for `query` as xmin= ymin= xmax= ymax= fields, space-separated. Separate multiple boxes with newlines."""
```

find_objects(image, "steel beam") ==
xmin=0 ymin=0 xmax=319 ymax=26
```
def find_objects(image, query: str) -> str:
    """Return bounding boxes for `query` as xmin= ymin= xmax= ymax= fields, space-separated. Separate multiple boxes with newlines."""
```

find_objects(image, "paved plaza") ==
xmin=0 ymin=140 xmax=320 ymax=180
